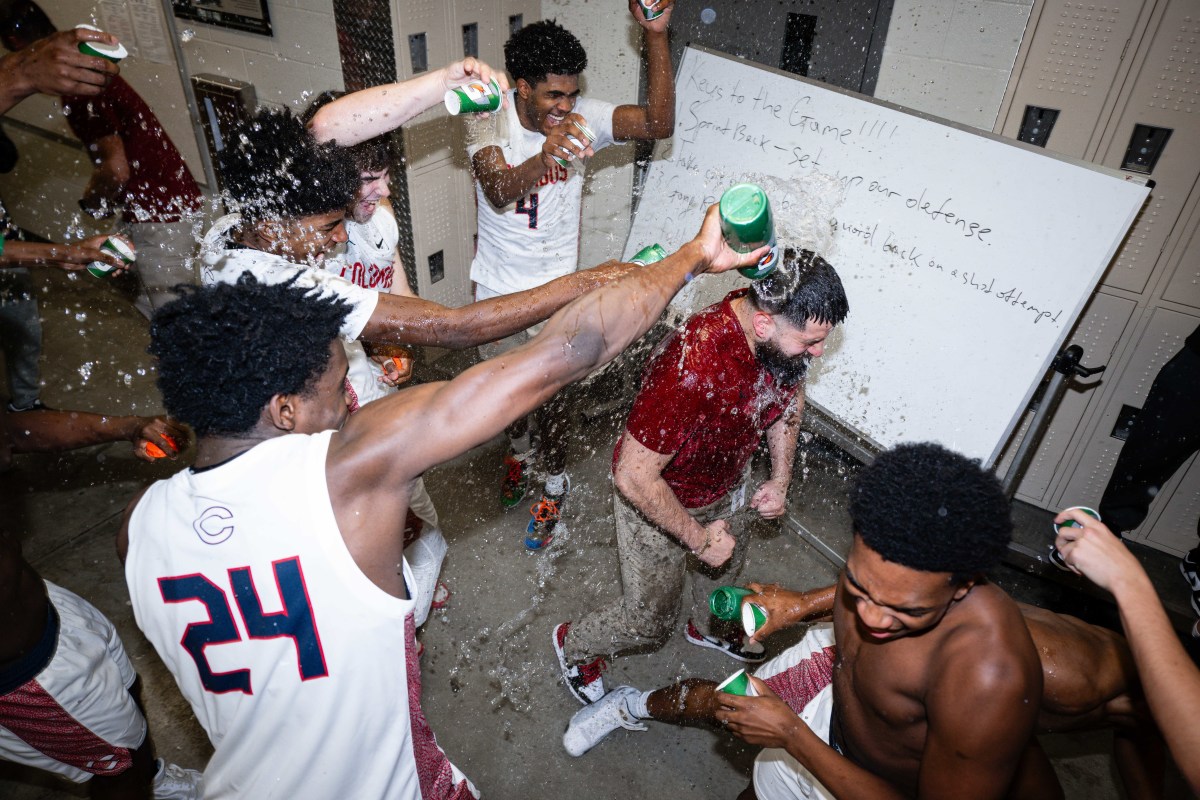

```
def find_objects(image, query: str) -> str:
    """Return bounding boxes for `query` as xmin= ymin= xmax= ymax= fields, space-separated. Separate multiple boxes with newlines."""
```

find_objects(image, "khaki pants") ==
xmin=564 ymin=482 xmax=750 ymax=663
xmin=125 ymin=218 xmax=200 ymax=319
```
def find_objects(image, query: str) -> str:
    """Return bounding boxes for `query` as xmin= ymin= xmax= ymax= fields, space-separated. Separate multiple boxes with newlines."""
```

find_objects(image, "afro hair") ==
xmin=504 ymin=19 xmax=587 ymax=86
xmin=849 ymin=442 xmax=1012 ymax=581
xmin=217 ymin=107 xmax=359 ymax=224
xmin=149 ymin=274 xmax=351 ymax=438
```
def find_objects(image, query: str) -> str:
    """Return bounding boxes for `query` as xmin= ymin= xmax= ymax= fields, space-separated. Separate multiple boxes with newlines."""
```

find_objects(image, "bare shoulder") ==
xmin=931 ymin=586 xmax=1040 ymax=699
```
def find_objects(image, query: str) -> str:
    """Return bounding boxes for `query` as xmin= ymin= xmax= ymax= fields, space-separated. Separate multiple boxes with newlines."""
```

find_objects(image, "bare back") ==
xmin=0 ymin=530 xmax=50 ymax=664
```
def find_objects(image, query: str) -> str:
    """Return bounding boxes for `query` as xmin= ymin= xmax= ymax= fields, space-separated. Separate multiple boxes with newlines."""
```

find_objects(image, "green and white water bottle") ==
xmin=630 ymin=243 xmax=667 ymax=266
xmin=719 ymin=183 xmax=779 ymax=280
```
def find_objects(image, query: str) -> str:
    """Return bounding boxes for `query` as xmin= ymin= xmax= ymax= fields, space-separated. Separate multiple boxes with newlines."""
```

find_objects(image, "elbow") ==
xmin=647 ymin=114 xmax=674 ymax=140
xmin=613 ymin=466 xmax=637 ymax=501
xmin=483 ymin=186 xmax=511 ymax=209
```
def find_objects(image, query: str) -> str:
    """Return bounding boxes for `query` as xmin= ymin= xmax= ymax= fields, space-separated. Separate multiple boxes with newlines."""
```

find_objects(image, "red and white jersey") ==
xmin=326 ymin=204 xmax=400 ymax=291
xmin=468 ymin=91 xmax=616 ymax=295
xmin=125 ymin=432 xmax=475 ymax=800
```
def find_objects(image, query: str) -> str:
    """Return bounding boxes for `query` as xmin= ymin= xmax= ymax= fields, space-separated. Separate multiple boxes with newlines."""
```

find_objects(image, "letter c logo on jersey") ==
xmin=193 ymin=506 xmax=234 ymax=545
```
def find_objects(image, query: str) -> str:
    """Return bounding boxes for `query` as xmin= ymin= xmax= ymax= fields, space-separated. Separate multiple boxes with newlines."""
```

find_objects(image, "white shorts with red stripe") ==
xmin=753 ymin=622 xmax=838 ymax=800
xmin=0 ymin=582 xmax=147 ymax=783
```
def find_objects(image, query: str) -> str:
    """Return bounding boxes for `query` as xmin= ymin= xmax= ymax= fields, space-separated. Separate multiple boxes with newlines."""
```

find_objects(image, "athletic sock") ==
xmin=544 ymin=472 xmax=567 ymax=497
xmin=510 ymin=432 xmax=532 ymax=458
xmin=630 ymin=690 xmax=653 ymax=720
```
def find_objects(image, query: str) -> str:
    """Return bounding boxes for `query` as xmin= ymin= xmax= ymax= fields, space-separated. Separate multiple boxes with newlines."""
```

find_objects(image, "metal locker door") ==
xmin=999 ymin=0 xmax=1147 ymax=158
xmin=1094 ymin=0 xmax=1200 ymax=294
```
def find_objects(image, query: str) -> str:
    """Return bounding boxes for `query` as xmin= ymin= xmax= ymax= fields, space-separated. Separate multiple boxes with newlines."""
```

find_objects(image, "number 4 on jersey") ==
xmin=159 ymin=556 xmax=329 ymax=694
xmin=516 ymin=192 xmax=539 ymax=229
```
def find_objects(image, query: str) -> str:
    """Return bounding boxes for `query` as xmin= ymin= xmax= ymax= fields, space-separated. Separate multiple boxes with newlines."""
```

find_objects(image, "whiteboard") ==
xmin=625 ymin=46 xmax=1149 ymax=465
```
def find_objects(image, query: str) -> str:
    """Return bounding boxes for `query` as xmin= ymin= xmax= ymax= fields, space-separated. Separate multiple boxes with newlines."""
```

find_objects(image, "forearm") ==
xmin=783 ymin=727 xmax=908 ymax=800
xmin=642 ymin=31 xmax=675 ymax=138
xmin=617 ymin=471 xmax=709 ymax=552
xmin=363 ymin=260 xmax=636 ymax=349
xmin=82 ymin=168 xmax=125 ymax=208
xmin=479 ymin=153 xmax=549 ymax=208
xmin=1112 ymin=572 xmax=1200 ymax=791
xmin=309 ymin=68 xmax=455 ymax=146
xmin=2 ymin=241 xmax=84 ymax=269
xmin=776 ymin=585 xmax=836 ymax=626
xmin=6 ymin=410 xmax=143 ymax=453
xmin=766 ymin=402 xmax=802 ymax=485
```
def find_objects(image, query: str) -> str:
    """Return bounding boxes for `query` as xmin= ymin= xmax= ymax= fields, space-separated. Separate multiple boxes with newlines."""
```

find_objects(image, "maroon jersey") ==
xmin=614 ymin=289 xmax=799 ymax=508
xmin=64 ymin=76 xmax=202 ymax=224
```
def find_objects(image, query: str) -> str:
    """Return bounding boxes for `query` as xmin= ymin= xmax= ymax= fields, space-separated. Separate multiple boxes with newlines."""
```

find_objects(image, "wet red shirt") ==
xmin=614 ymin=289 xmax=799 ymax=508
xmin=63 ymin=76 xmax=202 ymax=223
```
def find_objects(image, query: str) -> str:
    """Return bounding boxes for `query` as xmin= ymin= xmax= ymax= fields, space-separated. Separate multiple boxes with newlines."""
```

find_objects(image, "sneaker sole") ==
xmin=683 ymin=628 xmax=766 ymax=663
xmin=1180 ymin=559 xmax=1200 ymax=592
xmin=552 ymin=624 xmax=596 ymax=705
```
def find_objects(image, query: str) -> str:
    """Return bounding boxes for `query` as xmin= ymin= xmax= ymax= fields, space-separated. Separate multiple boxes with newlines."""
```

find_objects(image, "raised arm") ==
xmin=0 ymin=29 xmax=118 ymax=114
xmin=307 ymin=58 xmax=505 ymax=147
xmin=611 ymin=0 xmax=675 ymax=141
xmin=1055 ymin=511 xmax=1200 ymax=793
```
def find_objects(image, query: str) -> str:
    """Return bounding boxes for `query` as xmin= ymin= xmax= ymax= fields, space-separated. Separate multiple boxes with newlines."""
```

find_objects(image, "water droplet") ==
xmin=180 ymin=29 xmax=195 ymax=43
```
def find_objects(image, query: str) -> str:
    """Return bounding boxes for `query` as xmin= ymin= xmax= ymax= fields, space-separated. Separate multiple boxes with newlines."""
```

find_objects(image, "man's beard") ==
xmin=756 ymin=339 xmax=811 ymax=386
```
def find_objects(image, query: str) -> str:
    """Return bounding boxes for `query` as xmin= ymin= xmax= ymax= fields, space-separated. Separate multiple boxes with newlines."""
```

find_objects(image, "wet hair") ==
xmin=300 ymin=91 xmax=393 ymax=174
xmin=504 ymin=19 xmax=587 ymax=86
xmin=0 ymin=0 xmax=55 ymax=51
xmin=149 ymin=274 xmax=351 ymax=437
xmin=850 ymin=442 xmax=1012 ymax=582
xmin=747 ymin=248 xmax=849 ymax=330
xmin=217 ymin=107 xmax=359 ymax=224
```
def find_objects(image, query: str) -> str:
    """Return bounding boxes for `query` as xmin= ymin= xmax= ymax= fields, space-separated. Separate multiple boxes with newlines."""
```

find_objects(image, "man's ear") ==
xmin=264 ymin=393 xmax=298 ymax=433
xmin=750 ymin=310 xmax=775 ymax=342
xmin=950 ymin=579 xmax=977 ymax=603
xmin=516 ymin=78 xmax=534 ymax=100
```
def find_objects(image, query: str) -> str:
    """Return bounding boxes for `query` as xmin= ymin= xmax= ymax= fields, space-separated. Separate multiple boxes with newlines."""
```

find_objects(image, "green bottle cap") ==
xmin=709 ymin=586 xmax=753 ymax=620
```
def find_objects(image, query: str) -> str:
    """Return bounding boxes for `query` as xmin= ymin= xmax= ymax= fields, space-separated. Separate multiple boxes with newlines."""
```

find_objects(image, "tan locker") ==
xmin=1161 ymin=192 xmax=1200 ymax=310
xmin=403 ymin=106 xmax=456 ymax=170
xmin=1054 ymin=307 xmax=1200 ymax=536
xmin=393 ymin=0 xmax=452 ymax=81
xmin=452 ymin=1 xmax=505 ymax=68
xmin=409 ymin=163 xmax=465 ymax=306
xmin=1000 ymin=0 xmax=1146 ymax=158
xmin=500 ymin=0 xmax=541 ymax=41
xmin=1143 ymin=455 xmax=1200 ymax=554
xmin=1011 ymin=290 xmax=1138 ymax=502
xmin=1094 ymin=0 xmax=1200 ymax=294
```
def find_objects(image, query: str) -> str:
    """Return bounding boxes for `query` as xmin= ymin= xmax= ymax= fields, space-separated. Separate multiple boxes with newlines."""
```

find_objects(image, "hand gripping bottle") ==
xmin=719 ymin=183 xmax=779 ymax=280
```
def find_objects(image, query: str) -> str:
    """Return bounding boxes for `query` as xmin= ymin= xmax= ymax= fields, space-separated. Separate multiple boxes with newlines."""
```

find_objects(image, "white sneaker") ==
xmin=153 ymin=759 xmax=203 ymax=800
xmin=563 ymin=685 xmax=647 ymax=757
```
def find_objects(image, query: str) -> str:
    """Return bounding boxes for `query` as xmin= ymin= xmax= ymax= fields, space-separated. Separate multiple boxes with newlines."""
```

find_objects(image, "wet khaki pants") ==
xmin=564 ymin=483 xmax=749 ymax=663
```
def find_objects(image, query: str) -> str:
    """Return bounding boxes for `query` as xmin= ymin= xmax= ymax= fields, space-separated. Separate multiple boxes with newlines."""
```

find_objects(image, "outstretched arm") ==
xmin=1 ymin=234 xmax=131 ymax=273
xmin=359 ymin=258 xmax=638 ymax=349
xmin=307 ymin=58 xmax=506 ymax=147
xmin=4 ymin=410 xmax=186 ymax=460
xmin=1055 ymin=511 xmax=1200 ymax=793
xmin=0 ymin=29 xmax=119 ymax=114
xmin=327 ymin=206 xmax=765 ymax=589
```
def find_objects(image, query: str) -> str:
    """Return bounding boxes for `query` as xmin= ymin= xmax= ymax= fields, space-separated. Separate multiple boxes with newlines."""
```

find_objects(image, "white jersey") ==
xmin=325 ymin=204 xmax=401 ymax=291
xmin=468 ymin=91 xmax=616 ymax=294
xmin=124 ymin=432 xmax=475 ymax=800
xmin=199 ymin=213 xmax=379 ymax=341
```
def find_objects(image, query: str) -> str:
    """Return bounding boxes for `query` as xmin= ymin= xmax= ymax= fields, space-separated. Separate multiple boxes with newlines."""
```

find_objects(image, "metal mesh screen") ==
xmin=331 ymin=0 xmax=418 ymax=295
